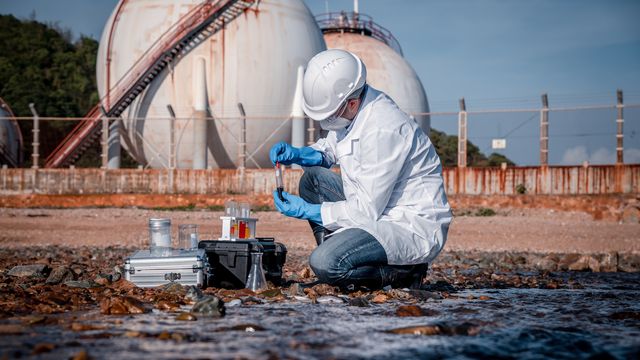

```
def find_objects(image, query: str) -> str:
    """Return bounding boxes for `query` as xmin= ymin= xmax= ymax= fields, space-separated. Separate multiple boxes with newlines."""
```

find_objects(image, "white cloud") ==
xmin=561 ymin=146 xmax=640 ymax=165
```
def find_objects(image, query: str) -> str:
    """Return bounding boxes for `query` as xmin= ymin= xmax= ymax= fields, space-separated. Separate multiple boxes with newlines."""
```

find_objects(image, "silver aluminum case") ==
xmin=124 ymin=249 xmax=209 ymax=288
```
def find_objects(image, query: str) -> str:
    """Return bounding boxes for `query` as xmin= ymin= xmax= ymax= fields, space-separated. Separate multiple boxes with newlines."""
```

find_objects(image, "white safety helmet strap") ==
xmin=302 ymin=49 xmax=367 ymax=121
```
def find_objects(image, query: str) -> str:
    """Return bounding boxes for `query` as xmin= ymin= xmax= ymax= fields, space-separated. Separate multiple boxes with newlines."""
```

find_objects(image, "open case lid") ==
xmin=125 ymin=249 xmax=207 ymax=268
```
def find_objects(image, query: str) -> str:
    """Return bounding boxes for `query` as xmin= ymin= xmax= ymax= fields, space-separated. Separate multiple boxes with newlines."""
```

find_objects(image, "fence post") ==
xmin=457 ymin=98 xmax=467 ymax=168
xmin=540 ymin=93 xmax=549 ymax=167
xmin=100 ymin=106 xmax=109 ymax=169
xmin=616 ymin=89 xmax=624 ymax=165
xmin=28 ymin=103 xmax=39 ymax=169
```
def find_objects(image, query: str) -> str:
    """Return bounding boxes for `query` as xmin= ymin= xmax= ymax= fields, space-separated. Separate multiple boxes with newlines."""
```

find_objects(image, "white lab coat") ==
xmin=311 ymin=87 xmax=452 ymax=265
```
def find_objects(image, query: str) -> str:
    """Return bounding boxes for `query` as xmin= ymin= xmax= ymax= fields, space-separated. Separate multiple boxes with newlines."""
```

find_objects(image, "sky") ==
xmin=1 ymin=0 xmax=639 ymax=165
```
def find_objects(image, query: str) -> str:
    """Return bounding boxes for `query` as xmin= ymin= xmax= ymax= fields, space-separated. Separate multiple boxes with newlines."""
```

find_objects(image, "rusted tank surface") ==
xmin=97 ymin=0 xmax=326 ymax=169
xmin=0 ymin=98 xmax=23 ymax=168
xmin=319 ymin=12 xmax=431 ymax=133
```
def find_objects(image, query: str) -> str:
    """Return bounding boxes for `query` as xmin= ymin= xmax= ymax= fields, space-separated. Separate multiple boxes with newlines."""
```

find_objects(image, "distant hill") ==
xmin=0 ymin=14 xmax=99 ymax=166
xmin=0 ymin=15 xmax=514 ymax=168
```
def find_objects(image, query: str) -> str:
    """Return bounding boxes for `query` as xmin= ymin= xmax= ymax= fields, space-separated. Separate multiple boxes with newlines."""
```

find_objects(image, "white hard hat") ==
xmin=302 ymin=49 xmax=367 ymax=121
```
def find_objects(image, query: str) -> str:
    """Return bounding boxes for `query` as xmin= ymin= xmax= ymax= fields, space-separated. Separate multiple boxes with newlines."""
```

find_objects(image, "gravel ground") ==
xmin=1 ymin=207 xmax=638 ymax=255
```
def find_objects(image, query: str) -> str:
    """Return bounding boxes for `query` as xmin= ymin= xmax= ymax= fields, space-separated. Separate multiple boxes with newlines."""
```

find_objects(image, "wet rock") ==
xmin=185 ymin=286 xmax=204 ymax=303
xmin=316 ymin=296 xmax=344 ymax=304
xmin=387 ymin=322 xmax=480 ymax=336
xmin=64 ymin=280 xmax=101 ymax=289
xmin=241 ymin=296 xmax=266 ymax=305
xmin=161 ymin=282 xmax=186 ymax=296
xmin=618 ymin=253 xmax=640 ymax=272
xmin=0 ymin=324 xmax=27 ymax=334
xmin=534 ymin=255 xmax=558 ymax=271
xmin=423 ymin=280 xmax=456 ymax=292
xmin=286 ymin=283 xmax=305 ymax=297
xmin=260 ymin=288 xmax=284 ymax=298
xmin=348 ymin=296 xmax=370 ymax=307
xmin=32 ymin=343 xmax=55 ymax=355
xmin=23 ymin=315 xmax=47 ymax=325
xmin=100 ymin=296 xmax=149 ymax=315
xmin=371 ymin=294 xmax=389 ymax=304
xmin=94 ymin=273 xmax=112 ymax=286
xmin=408 ymin=289 xmax=444 ymax=301
xmin=609 ymin=311 xmax=640 ymax=320
xmin=226 ymin=299 xmax=242 ymax=307
xmin=310 ymin=283 xmax=339 ymax=296
xmin=396 ymin=305 xmax=428 ymax=317
xmin=71 ymin=322 xmax=106 ymax=332
xmin=176 ymin=312 xmax=197 ymax=321
xmin=45 ymin=266 xmax=75 ymax=284
xmin=71 ymin=349 xmax=90 ymax=360
xmin=156 ymin=300 xmax=181 ymax=312
xmin=229 ymin=324 xmax=266 ymax=332
xmin=191 ymin=295 xmax=225 ymax=318
xmin=568 ymin=255 xmax=600 ymax=272
xmin=599 ymin=252 xmax=618 ymax=272
xmin=8 ymin=264 xmax=49 ymax=278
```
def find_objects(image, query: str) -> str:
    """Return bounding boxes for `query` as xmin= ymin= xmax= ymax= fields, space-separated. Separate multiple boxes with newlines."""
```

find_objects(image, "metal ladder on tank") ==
xmin=44 ymin=0 xmax=256 ymax=168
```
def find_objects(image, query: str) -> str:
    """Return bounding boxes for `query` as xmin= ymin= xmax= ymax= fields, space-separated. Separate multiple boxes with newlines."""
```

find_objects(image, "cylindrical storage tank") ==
xmin=0 ymin=98 xmax=23 ymax=167
xmin=97 ymin=0 xmax=326 ymax=168
xmin=318 ymin=12 xmax=430 ymax=133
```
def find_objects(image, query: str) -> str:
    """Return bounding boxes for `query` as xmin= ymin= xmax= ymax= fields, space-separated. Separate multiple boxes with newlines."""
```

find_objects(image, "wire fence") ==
xmin=1 ymin=101 xmax=639 ymax=169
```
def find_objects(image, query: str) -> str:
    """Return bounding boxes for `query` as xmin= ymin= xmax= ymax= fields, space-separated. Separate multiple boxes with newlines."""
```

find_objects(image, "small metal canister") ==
xmin=149 ymin=218 xmax=172 ymax=256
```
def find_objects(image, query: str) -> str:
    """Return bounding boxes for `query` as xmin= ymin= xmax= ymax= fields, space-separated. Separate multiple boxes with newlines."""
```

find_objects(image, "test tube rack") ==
xmin=219 ymin=216 xmax=258 ymax=241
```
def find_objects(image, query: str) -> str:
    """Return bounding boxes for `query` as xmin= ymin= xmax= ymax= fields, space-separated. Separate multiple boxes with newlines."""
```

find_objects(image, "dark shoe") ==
xmin=313 ymin=229 xmax=326 ymax=246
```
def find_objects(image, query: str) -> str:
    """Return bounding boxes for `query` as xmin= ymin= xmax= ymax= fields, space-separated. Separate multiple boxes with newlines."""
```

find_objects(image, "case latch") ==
xmin=164 ymin=272 xmax=181 ymax=282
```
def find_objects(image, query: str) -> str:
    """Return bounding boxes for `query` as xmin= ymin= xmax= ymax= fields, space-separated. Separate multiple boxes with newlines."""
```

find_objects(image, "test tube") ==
xmin=275 ymin=162 xmax=285 ymax=201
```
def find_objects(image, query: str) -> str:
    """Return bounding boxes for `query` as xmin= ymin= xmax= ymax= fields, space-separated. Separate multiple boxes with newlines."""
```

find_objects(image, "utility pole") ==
xmin=457 ymin=98 xmax=467 ymax=168
xmin=28 ymin=103 xmax=39 ymax=169
xmin=540 ymin=93 xmax=549 ymax=167
xmin=237 ymin=103 xmax=247 ymax=193
xmin=616 ymin=89 xmax=624 ymax=165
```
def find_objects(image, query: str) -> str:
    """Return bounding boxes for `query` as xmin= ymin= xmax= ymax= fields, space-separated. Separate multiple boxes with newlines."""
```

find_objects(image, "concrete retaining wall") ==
xmin=0 ymin=165 xmax=638 ymax=195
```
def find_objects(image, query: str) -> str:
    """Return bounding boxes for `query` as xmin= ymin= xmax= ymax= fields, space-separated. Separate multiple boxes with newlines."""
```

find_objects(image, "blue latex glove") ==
xmin=273 ymin=190 xmax=323 ymax=225
xmin=269 ymin=141 xmax=323 ymax=167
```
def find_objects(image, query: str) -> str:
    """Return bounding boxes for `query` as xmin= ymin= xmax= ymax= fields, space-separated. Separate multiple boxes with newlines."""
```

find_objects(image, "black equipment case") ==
xmin=198 ymin=237 xmax=287 ymax=289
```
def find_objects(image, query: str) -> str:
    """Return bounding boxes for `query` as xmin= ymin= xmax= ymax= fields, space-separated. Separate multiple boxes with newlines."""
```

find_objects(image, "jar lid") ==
xmin=149 ymin=218 xmax=171 ymax=227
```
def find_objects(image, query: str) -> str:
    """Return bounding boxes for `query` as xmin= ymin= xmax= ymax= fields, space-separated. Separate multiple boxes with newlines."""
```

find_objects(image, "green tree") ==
xmin=428 ymin=128 xmax=515 ymax=167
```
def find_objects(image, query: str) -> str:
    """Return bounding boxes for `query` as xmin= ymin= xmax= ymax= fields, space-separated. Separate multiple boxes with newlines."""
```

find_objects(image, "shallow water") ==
xmin=2 ymin=272 xmax=640 ymax=359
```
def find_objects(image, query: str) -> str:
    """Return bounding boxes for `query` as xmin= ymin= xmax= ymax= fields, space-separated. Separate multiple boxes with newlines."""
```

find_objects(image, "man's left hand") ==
xmin=273 ymin=191 xmax=322 ymax=225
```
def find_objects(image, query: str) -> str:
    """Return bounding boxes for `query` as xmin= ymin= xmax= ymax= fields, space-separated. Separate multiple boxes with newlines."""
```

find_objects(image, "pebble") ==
xmin=45 ymin=266 xmax=75 ymax=284
xmin=8 ymin=264 xmax=49 ymax=278
xmin=191 ymin=296 xmax=225 ymax=318
xmin=348 ymin=297 xmax=371 ymax=307
xmin=176 ymin=312 xmax=197 ymax=321
xmin=395 ymin=305 xmax=427 ymax=317
xmin=64 ymin=280 xmax=101 ymax=289
xmin=292 ymin=296 xmax=312 ymax=303
xmin=226 ymin=299 xmax=242 ymax=307
xmin=316 ymin=296 xmax=344 ymax=304
xmin=185 ymin=286 xmax=204 ymax=303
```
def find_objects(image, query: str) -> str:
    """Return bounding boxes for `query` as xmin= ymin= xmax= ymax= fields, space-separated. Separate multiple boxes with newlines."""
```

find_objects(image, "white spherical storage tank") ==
xmin=318 ymin=13 xmax=431 ymax=133
xmin=0 ymin=98 xmax=23 ymax=167
xmin=97 ymin=0 xmax=326 ymax=169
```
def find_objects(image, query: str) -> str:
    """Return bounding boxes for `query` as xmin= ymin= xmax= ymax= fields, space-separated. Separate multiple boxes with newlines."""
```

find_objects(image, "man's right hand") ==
xmin=269 ymin=141 xmax=323 ymax=167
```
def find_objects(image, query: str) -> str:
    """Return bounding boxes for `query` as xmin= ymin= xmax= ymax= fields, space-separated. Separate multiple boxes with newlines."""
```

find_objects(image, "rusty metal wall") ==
xmin=0 ymin=166 xmax=638 ymax=195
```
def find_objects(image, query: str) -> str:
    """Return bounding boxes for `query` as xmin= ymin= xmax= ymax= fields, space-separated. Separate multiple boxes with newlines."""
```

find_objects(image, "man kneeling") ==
xmin=270 ymin=49 xmax=452 ymax=290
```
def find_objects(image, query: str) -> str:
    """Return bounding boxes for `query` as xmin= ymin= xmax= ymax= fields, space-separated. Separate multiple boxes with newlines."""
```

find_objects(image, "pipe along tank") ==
xmin=97 ymin=0 xmax=326 ymax=169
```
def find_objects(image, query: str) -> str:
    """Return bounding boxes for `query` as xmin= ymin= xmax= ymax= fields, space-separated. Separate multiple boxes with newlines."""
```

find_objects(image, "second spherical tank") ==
xmin=97 ymin=0 xmax=326 ymax=168
xmin=320 ymin=14 xmax=431 ymax=133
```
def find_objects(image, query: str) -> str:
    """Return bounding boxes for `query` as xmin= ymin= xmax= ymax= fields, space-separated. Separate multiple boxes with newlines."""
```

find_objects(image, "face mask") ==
xmin=319 ymin=115 xmax=351 ymax=131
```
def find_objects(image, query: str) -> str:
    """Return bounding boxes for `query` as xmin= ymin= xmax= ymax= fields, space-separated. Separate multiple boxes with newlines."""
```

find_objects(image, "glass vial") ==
xmin=149 ymin=218 xmax=171 ymax=256
xmin=178 ymin=224 xmax=199 ymax=250
xmin=246 ymin=252 xmax=267 ymax=292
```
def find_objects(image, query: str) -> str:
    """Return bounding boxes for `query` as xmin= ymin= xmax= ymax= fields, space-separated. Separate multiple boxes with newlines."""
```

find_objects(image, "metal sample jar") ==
xmin=149 ymin=218 xmax=172 ymax=256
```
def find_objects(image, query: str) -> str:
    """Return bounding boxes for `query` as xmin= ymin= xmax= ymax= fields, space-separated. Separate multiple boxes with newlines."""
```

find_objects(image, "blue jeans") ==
xmin=299 ymin=167 xmax=427 ymax=289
